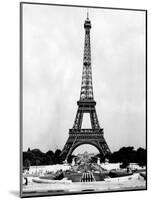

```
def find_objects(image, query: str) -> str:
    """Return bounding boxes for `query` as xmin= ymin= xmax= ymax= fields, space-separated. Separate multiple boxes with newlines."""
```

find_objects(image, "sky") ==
xmin=23 ymin=4 xmax=146 ymax=154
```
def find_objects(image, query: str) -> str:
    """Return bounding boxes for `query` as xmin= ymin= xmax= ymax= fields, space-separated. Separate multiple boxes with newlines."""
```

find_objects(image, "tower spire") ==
xmin=87 ymin=8 xmax=89 ymax=19
xmin=80 ymin=11 xmax=93 ymax=100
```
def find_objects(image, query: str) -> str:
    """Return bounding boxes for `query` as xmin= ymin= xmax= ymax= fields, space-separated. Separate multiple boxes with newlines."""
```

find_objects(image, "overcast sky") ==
xmin=23 ymin=4 xmax=146 ymax=154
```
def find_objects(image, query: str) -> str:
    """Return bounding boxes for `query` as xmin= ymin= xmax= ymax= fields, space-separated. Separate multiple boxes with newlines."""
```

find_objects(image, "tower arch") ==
xmin=70 ymin=142 xmax=103 ymax=156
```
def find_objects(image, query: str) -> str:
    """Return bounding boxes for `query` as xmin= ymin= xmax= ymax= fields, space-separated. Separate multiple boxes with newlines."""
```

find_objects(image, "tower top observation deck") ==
xmin=84 ymin=12 xmax=91 ymax=29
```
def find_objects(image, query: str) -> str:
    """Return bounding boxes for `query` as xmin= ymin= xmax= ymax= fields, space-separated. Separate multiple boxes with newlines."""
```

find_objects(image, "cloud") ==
xmin=23 ymin=4 xmax=146 ymax=153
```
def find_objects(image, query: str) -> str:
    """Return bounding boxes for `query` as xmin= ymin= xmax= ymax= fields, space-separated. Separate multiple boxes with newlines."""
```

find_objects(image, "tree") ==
xmin=24 ymin=159 xmax=30 ymax=168
xmin=136 ymin=148 xmax=146 ymax=166
xmin=120 ymin=160 xmax=129 ymax=168
xmin=67 ymin=154 xmax=75 ymax=163
xmin=55 ymin=149 xmax=61 ymax=157
xmin=46 ymin=150 xmax=54 ymax=157
xmin=109 ymin=146 xmax=137 ymax=163
xmin=36 ymin=159 xmax=40 ymax=166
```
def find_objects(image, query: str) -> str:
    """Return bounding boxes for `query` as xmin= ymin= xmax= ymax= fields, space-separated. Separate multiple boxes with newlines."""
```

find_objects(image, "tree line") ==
xmin=23 ymin=146 xmax=146 ymax=168
xmin=94 ymin=146 xmax=146 ymax=167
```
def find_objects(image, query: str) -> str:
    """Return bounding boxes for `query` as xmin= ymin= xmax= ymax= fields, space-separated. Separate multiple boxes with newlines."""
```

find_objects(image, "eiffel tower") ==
xmin=61 ymin=12 xmax=111 ymax=161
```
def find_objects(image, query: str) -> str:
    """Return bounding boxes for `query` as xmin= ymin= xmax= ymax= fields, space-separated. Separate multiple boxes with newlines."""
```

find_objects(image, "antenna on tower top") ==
xmin=87 ymin=8 xmax=89 ymax=19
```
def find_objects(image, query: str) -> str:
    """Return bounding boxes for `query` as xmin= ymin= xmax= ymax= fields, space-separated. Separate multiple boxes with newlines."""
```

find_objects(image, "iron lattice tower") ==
xmin=61 ymin=12 xmax=111 ymax=161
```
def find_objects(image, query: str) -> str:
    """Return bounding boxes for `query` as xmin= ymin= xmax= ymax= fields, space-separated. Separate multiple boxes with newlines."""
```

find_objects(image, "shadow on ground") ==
xmin=9 ymin=190 xmax=19 ymax=197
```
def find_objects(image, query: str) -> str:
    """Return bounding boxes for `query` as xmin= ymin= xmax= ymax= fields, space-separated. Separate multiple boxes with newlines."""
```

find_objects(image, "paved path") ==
xmin=23 ymin=178 xmax=146 ymax=194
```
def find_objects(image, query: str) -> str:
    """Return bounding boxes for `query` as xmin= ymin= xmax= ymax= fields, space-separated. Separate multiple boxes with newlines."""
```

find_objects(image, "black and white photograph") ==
xmin=20 ymin=2 xmax=147 ymax=197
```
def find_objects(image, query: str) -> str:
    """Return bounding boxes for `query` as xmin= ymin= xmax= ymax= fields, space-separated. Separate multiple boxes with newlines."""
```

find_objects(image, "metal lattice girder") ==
xmin=72 ymin=105 xmax=100 ymax=130
xmin=80 ymin=16 xmax=93 ymax=100
xmin=61 ymin=129 xmax=111 ymax=160
xmin=61 ymin=14 xmax=111 ymax=161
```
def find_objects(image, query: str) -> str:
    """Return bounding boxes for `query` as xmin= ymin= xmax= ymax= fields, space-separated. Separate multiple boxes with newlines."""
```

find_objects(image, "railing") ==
xmin=69 ymin=128 xmax=103 ymax=134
